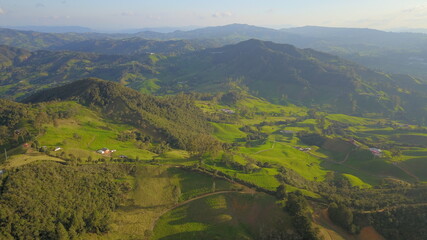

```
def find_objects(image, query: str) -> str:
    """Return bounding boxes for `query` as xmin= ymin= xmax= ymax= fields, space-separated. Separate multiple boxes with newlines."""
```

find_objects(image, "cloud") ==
xmin=0 ymin=7 xmax=5 ymax=15
xmin=347 ymin=4 xmax=427 ymax=29
xmin=212 ymin=11 xmax=232 ymax=18
xmin=35 ymin=3 xmax=45 ymax=8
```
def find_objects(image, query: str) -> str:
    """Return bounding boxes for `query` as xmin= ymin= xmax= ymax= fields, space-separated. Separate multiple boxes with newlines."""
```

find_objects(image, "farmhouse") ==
xmin=101 ymin=148 xmax=110 ymax=154
xmin=294 ymin=146 xmax=311 ymax=152
xmin=220 ymin=109 xmax=235 ymax=114
xmin=369 ymin=148 xmax=382 ymax=157
xmin=54 ymin=147 xmax=62 ymax=151
xmin=96 ymin=147 xmax=116 ymax=155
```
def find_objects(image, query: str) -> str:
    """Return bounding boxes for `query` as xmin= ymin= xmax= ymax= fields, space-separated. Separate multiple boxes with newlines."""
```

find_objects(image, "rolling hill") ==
xmin=23 ymin=78 xmax=212 ymax=149
xmin=48 ymin=38 xmax=215 ymax=55
xmin=158 ymin=39 xmax=427 ymax=123
xmin=2 ymin=24 xmax=427 ymax=79
xmin=0 ymin=45 xmax=158 ymax=99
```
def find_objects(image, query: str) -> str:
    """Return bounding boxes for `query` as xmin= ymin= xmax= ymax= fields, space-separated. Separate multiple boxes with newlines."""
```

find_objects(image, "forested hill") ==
xmin=0 ymin=45 xmax=31 ymax=67
xmin=0 ymin=45 xmax=157 ymax=99
xmin=0 ymin=28 xmax=103 ymax=51
xmin=3 ymin=39 xmax=427 ymax=123
xmin=23 ymin=78 xmax=213 ymax=149
xmin=158 ymin=39 xmax=427 ymax=123
xmin=48 ymin=38 xmax=216 ymax=55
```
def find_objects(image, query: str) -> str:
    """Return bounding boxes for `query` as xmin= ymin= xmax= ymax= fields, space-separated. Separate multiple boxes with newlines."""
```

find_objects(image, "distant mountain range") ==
xmin=157 ymin=39 xmax=427 ymax=122
xmin=48 ymin=38 xmax=217 ymax=55
xmin=3 ymin=25 xmax=94 ymax=33
xmin=2 ymin=39 xmax=427 ymax=124
xmin=1 ymin=24 xmax=427 ymax=79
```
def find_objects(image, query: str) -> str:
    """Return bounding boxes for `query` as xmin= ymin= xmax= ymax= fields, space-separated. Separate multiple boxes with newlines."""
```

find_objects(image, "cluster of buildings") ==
xmin=96 ymin=148 xmax=116 ymax=155
xmin=294 ymin=146 xmax=311 ymax=152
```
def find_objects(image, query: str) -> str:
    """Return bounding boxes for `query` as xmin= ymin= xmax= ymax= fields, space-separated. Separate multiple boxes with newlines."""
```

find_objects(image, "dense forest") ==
xmin=0 ymin=163 xmax=131 ymax=239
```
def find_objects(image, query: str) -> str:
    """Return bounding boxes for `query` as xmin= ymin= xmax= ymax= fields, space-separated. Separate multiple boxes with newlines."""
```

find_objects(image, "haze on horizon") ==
xmin=1 ymin=0 xmax=427 ymax=31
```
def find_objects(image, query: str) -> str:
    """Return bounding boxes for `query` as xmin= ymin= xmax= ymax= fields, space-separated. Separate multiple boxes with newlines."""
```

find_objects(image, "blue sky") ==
xmin=1 ymin=0 xmax=427 ymax=30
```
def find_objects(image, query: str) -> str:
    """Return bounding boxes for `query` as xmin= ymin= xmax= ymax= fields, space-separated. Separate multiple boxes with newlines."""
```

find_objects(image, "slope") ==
xmin=158 ymin=39 xmax=427 ymax=123
xmin=49 ymin=38 xmax=214 ymax=55
xmin=23 ymin=78 xmax=212 ymax=149
xmin=0 ymin=45 xmax=157 ymax=98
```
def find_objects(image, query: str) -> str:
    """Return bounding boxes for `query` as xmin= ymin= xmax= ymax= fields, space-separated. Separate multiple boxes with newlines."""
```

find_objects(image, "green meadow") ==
xmin=152 ymin=192 xmax=290 ymax=240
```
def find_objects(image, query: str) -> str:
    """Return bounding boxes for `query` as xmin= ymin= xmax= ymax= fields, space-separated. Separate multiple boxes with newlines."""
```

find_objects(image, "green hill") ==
xmin=0 ymin=45 xmax=158 ymax=99
xmin=49 ymin=38 xmax=213 ymax=55
xmin=23 ymin=78 xmax=212 ymax=149
xmin=158 ymin=39 xmax=427 ymax=123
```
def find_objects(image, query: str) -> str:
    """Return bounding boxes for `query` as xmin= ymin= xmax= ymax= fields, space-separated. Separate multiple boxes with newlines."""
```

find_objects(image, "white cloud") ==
xmin=212 ymin=11 xmax=232 ymax=18
xmin=345 ymin=4 xmax=427 ymax=29
xmin=0 ymin=7 xmax=5 ymax=15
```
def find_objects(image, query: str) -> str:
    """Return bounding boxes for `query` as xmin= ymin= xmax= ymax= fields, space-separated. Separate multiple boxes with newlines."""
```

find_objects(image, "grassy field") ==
xmin=152 ymin=192 xmax=291 ymax=240
xmin=342 ymin=173 xmax=372 ymax=188
xmin=211 ymin=122 xmax=246 ymax=142
xmin=1 ymin=150 xmax=64 ymax=169
xmin=35 ymin=102 xmax=195 ymax=163
xmin=96 ymin=166 xmax=237 ymax=239
xmin=237 ymin=140 xmax=328 ymax=182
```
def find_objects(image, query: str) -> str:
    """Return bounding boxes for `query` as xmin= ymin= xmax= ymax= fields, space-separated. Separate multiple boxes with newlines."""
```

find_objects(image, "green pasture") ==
xmin=152 ymin=192 xmax=289 ymax=240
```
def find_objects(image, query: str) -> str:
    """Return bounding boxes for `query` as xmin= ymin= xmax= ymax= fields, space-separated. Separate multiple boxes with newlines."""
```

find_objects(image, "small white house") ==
xmin=54 ymin=147 xmax=62 ymax=151
xmin=369 ymin=148 xmax=382 ymax=157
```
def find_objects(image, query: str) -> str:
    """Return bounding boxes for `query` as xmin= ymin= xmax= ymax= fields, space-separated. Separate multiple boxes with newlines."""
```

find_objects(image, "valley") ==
xmin=2 ymin=25 xmax=427 ymax=240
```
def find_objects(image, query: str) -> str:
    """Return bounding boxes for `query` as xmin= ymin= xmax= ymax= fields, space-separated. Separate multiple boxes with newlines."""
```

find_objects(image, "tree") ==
xmin=390 ymin=148 xmax=402 ymax=161
xmin=329 ymin=202 xmax=357 ymax=234
xmin=55 ymin=222 xmax=69 ymax=240
xmin=276 ymin=184 xmax=287 ymax=199
xmin=187 ymin=134 xmax=221 ymax=158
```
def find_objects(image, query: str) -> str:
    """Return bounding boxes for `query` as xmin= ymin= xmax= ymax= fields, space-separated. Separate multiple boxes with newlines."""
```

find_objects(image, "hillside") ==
xmin=23 ymin=78 xmax=212 ymax=149
xmin=158 ymin=39 xmax=427 ymax=123
xmin=3 ymin=39 xmax=427 ymax=124
xmin=0 ymin=28 xmax=104 ymax=51
xmin=2 ymin=24 xmax=427 ymax=79
xmin=3 ymin=81 xmax=427 ymax=239
xmin=0 ymin=45 xmax=158 ymax=98
xmin=0 ymin=45 xmax=31 ymax=67
xmin=137 ymin=24 xmax=427 ymax=79
xmin=49 ymin=38 xmax=216 ymax=55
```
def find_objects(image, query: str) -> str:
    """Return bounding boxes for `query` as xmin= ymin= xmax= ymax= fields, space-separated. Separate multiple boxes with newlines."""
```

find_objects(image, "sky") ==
xmin=1 ymin=0 xmax=427 ymax=31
